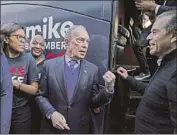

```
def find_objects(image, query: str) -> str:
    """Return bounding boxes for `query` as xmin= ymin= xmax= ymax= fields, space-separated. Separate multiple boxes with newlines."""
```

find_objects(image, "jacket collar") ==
xmin=160 ymin=49 xmax=177 ymax=67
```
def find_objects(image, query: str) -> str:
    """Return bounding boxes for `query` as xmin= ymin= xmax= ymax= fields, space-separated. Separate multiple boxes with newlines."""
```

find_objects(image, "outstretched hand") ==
xmin=135 ymin=1 xmax=157 ymax=12
xmin=117 ymin=67 xmax=128 ymax=79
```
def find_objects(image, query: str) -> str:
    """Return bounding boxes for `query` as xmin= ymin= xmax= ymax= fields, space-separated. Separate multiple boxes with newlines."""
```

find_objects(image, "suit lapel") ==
xmin=70 ymin=60 xmax=87 ymax=105
xmin=55 ymin=57 xmax=68 ymax=104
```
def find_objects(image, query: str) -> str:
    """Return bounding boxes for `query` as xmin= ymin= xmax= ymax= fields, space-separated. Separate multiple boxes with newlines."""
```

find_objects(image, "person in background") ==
xmin=1 ymin=23 xmax=39 ymax=134
xmin=117 ymin=10 xmax=177 ymax=133
xmin=29 ymin=32 xmax=46 ymax=133
xmin=36 ymin=25 xmax=116 ymax=134
xmin=0 ymin=34 xmax=13 ymax=134
xmin=135 ymin=0 xmax=176 ymax=15
xmin=30 ymin=32 xmax=46 ymax=82
xmin=132 ymin=12 xmax=153 ymax=80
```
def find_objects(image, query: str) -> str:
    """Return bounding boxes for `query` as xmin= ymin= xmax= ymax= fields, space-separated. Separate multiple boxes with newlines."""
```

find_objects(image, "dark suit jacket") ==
xmin=36 ymin=56 xmax=113 ymax=134
xmin=156 ymin=0 xmax=176 ymax=15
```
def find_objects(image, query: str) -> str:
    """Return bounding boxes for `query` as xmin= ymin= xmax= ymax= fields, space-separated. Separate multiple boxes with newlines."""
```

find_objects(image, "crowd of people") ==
xmin=0 ymin=0 xmax=176 ymax=134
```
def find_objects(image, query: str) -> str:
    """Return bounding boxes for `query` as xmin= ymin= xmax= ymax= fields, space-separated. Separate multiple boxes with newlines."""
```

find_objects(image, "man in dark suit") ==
xmin=36 ymin=25 xmax=116 ymax=134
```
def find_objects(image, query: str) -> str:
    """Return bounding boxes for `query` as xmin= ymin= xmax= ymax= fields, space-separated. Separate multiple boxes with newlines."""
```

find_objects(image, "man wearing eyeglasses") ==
xmin=36 ymin=25 xmax=116 ymax=134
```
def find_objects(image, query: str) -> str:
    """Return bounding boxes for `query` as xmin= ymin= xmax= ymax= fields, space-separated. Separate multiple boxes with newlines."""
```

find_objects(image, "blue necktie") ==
xmin=67 ymin=60 xmax=78 ymax=102
xmin=69 ymin=60 xmax=77 ymax=69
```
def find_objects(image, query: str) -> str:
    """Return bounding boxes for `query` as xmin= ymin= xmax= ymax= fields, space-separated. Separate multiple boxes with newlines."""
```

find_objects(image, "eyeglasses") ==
xmin=10 ymin=34 xmax=26 ymax=42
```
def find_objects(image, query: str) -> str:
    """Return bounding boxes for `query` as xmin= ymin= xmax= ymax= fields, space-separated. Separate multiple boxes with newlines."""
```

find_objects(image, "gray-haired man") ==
xmin=117 ymin=10 xmax=177 ymax=133
xmin=36 ymin=25 xmax=116 ymax=134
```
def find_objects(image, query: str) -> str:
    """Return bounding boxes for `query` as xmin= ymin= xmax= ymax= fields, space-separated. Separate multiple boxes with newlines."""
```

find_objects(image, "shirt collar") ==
xmin=157 ymin=56 xmax=163 ymax=66
xmin=65 ymin=54 xmax=80 ymax=65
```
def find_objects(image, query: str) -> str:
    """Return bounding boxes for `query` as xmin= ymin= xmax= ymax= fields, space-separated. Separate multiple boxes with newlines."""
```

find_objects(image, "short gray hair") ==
xmin=157 ymin=10 xmax=177 ymax=36
xmin=65 ymin=25 xmax=87 ymax=41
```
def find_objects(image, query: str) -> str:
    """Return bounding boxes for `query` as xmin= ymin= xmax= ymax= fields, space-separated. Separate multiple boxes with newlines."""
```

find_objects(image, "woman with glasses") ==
xmin=1 ymin=23 xmax=39 ymax=134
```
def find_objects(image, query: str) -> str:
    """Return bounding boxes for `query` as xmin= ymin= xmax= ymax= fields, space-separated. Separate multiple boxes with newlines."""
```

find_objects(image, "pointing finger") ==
xmin=56 ymin=122 xmax=64 ymax=130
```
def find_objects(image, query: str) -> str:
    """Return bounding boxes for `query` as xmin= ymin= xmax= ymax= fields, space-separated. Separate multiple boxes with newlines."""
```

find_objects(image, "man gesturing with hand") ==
xmin=36 ymin=25 xmax=115 ymax=134
xmin=117 ymin=10 xmax=177 ymax=133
